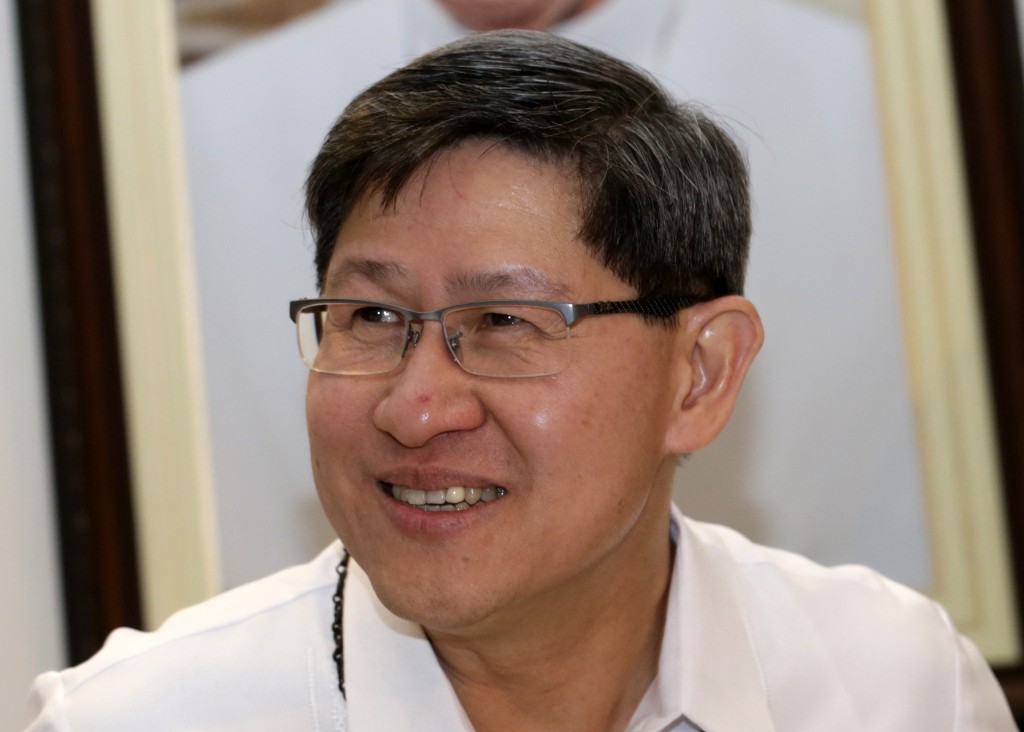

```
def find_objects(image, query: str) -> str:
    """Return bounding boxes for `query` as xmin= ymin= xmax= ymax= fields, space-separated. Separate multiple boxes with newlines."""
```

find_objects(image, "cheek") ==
xmin=533 ymin=349 xmax=674 ymax=470
xmin=306 ymin=377 xmax=373 ymax=467
xmin=531 ymin=406 xmax=553 ymax=431
xmin=504 ymin=376 xmax=631 ymax=478
xmin=306 ymin=381 xmax=336 ymax=454
xmin=305 ymin=378 xmax=384 ymax=539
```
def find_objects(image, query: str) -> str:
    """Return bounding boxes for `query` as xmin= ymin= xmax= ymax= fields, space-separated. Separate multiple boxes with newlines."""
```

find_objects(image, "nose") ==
xmin=373 ymin=322 xmax=486 ymax=447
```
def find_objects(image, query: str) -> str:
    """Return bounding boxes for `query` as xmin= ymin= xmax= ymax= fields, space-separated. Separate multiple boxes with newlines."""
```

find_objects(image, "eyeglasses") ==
xmin=289 ymin=296 xmax=705 ymax=378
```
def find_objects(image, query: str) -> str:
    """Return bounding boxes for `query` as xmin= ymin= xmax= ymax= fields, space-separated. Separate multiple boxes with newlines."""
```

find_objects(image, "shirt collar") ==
xmin=657 ymin=505 xmax=776 ymax=732
xmin=344 ymin=505 xmax=775 ymax=732
xmin=344 ymin=559 xmax=474 ymax=731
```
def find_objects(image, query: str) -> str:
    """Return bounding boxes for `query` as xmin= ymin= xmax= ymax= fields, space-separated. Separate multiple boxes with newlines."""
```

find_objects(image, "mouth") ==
xmin=385 ymin=483 xmax=508 ymax=512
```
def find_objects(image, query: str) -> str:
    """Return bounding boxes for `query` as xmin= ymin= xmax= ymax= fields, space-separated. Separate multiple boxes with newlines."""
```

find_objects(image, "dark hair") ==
xmin=306 ymin=30 xmax=750 ymax=298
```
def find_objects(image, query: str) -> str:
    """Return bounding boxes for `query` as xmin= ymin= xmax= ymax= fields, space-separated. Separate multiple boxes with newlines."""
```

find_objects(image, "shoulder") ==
xmin=684 ymin=515 xmax=953 ymax=650
xmin=679 ymin=515 xmax=952 ymax=649
xmin=682 ymin=514 xmax=930 ymax=600
xmin=678 ymin=516 xmax=1015 ymax=729
xmin=24 ymin=543 xmax=346 ymax=731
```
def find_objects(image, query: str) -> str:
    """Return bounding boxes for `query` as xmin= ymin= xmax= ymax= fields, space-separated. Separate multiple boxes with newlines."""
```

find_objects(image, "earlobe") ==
xmin=664 ymin=296 xmax=764 ymax=454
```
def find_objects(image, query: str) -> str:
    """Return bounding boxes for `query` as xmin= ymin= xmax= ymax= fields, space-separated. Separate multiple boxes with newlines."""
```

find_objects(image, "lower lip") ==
xmin=378 ymin=483 xmax=501 ymax=538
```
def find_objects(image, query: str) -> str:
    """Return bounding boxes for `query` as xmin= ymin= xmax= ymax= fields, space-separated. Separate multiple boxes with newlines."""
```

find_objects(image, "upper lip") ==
xmin=377 ymin=467 xmax=505 ymax=493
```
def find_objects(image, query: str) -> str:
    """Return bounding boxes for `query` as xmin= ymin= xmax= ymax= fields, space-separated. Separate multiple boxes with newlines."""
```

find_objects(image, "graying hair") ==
xmin=306 ymin=30 xmax=750 ymax=299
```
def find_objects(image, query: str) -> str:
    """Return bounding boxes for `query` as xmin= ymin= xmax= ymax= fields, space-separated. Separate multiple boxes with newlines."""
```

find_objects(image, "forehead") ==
xmin=325 ymin=142 xmax=626 ymax=300
xmin=367 ymin=140 xmax=582 ymax=232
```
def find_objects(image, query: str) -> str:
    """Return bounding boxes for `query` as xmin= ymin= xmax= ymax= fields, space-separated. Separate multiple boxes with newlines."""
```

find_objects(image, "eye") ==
xmin=353 ymin=306 xmax=403 ymax=325
xmin=482 ymin=311 xmax=524 ymax=328
xmin=465 ymin=305 xmax=564 ymax=337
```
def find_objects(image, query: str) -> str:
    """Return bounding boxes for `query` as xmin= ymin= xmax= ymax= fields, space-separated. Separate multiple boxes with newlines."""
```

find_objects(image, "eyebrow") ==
xmin=444 ymin=267 xmax=572 ymax=300
xmin=324 ymin=259 xmax=572 ymax=300
xmin=323 ymin=259 xmax=411 ymax=294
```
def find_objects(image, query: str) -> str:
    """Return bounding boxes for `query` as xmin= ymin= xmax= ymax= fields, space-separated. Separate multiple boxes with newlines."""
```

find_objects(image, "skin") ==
xmin=435 ymin=0 xmax=606 ymax=30
xmin=307 ymin=140 xmax=763 ymax=730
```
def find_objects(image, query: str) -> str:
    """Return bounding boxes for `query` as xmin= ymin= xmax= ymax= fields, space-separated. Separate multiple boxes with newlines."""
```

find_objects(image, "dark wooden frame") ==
xmin=15 ymin=0 xmax=142 ymax=664
xmin=943 ymin=0 xmax=1024 ymax=716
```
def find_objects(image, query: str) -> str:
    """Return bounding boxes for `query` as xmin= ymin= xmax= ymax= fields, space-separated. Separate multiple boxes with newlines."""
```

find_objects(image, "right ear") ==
xmin=662 ymin=296 xmax=764 ymax=455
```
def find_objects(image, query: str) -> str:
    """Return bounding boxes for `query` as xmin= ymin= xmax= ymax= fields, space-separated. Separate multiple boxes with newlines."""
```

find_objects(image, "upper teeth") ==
xmin=391 ymin=485 xmax=506 ymax=511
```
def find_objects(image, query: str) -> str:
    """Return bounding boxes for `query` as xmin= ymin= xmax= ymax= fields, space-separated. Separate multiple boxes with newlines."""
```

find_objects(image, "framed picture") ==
xmin=29 ymin=0 xmax=1023 ymax=703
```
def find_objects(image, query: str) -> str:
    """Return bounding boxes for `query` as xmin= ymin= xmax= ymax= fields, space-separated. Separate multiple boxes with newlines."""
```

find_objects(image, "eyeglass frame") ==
xmin=288 ymin=295 xmax=709 ymax=378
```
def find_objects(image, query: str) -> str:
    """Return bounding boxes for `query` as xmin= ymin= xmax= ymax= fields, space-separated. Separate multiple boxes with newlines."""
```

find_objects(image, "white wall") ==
xmin=0 ymin=0 xmax=66 ymax=726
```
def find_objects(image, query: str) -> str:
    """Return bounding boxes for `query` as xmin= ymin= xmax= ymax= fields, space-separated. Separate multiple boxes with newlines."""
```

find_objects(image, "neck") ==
xmin=426 ymin=503 xmax=674 ymax=732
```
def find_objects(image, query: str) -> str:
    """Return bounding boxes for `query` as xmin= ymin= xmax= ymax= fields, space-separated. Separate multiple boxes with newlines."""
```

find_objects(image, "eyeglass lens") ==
xmin=296 ymin=302 xmax=572 ymax=378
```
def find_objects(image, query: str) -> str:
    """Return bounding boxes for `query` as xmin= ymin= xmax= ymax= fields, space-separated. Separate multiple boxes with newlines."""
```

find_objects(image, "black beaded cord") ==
xmin=332 ymin=549 xmax=351 ymax=698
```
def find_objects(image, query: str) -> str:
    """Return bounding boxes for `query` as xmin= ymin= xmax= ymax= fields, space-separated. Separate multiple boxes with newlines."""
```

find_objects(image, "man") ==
xmin=27 ymin=31 xmax=1012 ymax=731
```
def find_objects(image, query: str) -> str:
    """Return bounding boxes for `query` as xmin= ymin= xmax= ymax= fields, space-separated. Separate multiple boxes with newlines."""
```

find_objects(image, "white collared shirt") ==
xmin=26 ymin=505 xmax=1014 ymax=730
xmin=342 ymin=506 xmax=699 ymax=731
xmin=343 ymin=505 xmax=1015 ymax=730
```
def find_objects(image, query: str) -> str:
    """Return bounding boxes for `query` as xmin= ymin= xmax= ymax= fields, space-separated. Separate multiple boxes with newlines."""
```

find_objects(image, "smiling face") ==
xmin=306 ymin=141 xmax=686 ymax=634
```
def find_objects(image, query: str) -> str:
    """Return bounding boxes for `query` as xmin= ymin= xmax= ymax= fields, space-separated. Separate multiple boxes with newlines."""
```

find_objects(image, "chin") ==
xmin=370 ymin=569 xmax=507 ymax=633
xmin=380 ymin=588 xmax=491 ymax=632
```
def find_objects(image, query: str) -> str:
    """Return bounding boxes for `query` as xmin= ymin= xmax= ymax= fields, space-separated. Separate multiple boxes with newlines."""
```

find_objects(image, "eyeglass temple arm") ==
xmin=570 ymin=295 xmax=709 ymax=322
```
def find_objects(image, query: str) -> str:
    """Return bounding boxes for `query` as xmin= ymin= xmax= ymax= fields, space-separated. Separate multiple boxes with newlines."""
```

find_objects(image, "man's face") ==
xmin=307 ymin=141 xmax=683 ymax=633
xmin=435 ymin=0 xmax=604 ymax=30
